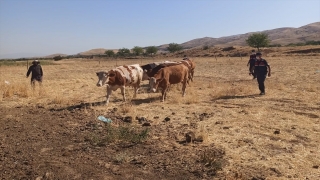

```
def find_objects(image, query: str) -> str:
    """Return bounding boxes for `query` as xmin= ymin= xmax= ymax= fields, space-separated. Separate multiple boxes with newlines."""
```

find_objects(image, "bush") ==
xmin=53 ymin=56 xmax=63 ymax=61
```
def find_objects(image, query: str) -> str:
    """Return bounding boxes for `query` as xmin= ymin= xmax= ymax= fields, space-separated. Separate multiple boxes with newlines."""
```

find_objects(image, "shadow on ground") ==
xmin=49 ymin=101 xmax=107 ymax=111
xmin=212 ymin=94 xmax=260 ymax=101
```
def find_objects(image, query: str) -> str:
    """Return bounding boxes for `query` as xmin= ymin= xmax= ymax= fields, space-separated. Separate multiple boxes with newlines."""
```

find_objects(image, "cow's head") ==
xmin=149 ymin=77 xmax=158 ymax=93
xmin=96 ymin=71 xmax=108 ymax=87
xmin=142 ymin=69 xmax=151 ymax=81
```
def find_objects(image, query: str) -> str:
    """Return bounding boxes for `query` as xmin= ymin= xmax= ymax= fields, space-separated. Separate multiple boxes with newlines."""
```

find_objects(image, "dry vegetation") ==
xmin=1 ymin=49 xmax=320 ymax=179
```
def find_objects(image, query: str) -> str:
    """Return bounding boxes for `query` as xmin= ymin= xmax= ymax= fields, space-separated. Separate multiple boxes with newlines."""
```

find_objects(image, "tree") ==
xmin=131 ymin=46 xmax=144 ymax=56
xmin=145 ymin=46 xmax=158 ymax=55
xmin=246 ymin=33 xmax=270 ymax=51
xmin=105 ymin=50 xmax=115 ymax=57
xmin=167 ymin=43 xmax=183 ymax=53
xmin=53 ymin=55 xmax=63 ymax=61
xmin=117 ymin=48 xmax=130 ymax=57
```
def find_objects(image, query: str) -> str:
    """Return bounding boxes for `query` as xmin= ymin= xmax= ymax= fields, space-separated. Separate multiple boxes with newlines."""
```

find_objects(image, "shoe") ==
xmin=259 ymin=92 xmax=265 ymax=95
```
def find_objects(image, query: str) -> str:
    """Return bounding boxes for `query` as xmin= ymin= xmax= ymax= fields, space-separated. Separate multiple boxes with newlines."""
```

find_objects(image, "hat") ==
xmin=32 ymin=60 xmax=39 ymax=65
xmin=256 ymin=52 xmax=262 ymax=56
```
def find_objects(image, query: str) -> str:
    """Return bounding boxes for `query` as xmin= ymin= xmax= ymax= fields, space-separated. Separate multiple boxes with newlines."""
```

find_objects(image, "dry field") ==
xmin=0 ymin=55 xmax=320 ymax=179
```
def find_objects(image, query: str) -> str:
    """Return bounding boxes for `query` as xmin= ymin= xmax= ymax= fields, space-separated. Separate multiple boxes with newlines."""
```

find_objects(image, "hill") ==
xmin=157 ymin=22 xmax=320 ymax=50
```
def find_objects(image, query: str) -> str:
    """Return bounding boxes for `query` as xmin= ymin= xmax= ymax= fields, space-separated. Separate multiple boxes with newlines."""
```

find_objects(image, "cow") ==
xmin=180 ymin=59 xmax=195 ymax=82
xmin=140 ymin=61 xmax=176 ymax=78
xmin=96 ymin=64 xmax=144 ymax=105
xmin=149 ymin=64 xmax=189 ymax=102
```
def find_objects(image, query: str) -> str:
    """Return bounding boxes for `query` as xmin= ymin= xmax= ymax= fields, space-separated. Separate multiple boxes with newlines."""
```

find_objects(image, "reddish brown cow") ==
xmin=149 ymin=64 xmax=189 ymax=101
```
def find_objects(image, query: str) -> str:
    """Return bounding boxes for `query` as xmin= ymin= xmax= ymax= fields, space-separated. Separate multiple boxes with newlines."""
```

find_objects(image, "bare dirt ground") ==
xmin=1 ymin=53 xmax=320 ymax=179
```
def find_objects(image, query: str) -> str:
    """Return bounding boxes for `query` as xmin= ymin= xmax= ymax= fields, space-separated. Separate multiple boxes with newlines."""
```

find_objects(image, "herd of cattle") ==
xmin=96 ymin=58 xmax=196 ymax=104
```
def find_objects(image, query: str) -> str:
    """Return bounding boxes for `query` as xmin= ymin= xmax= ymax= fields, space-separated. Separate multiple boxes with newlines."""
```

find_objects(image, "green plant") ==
xmin=246 ymin=33 xmax=270 ymax=51
xmin=167 ymin=43 xmax=183 ymax=53
xmin=131 ymin=46 xmax=144 ymax=56
xmin=105 ymin=50 xmax=115 ymax=57
xmin=145 ymin=46 xmax=158 ymax=55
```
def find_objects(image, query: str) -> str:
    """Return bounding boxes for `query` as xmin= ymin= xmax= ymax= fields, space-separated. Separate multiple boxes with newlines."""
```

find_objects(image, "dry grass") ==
xmin=1 ymin=54 xmax=320 ymax=179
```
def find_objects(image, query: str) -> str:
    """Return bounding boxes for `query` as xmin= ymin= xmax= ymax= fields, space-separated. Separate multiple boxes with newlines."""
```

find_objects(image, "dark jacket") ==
xmin=254 ymin=59 xmax=269 ymax=75
xmin=27 ymin=64 xmax=43 ymax=81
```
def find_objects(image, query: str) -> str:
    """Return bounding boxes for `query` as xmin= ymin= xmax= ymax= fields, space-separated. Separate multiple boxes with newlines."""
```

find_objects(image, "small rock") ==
xmin=172 ymin=112 xmax=176 ymax=115
xmin=312 ymin=165 xmax=319 ymax=169
xmin=222 ymin=126 xmax=230 ymax=129
xmin=185 ymin=131 xmax=195 ymax=143
xmin=274 ymin=129 xmax=281 ymax=134
xmin=164 ymin=117 xmax=170 ymax=122
xmin=154 ymin=116 xmax=159 ymax=119
xmin=142 ymin=122 xmax=151 ymax=126
xmin=215 ymin=121 xmax=223 ymax=124
xmin=123 ymin=116 xmax=133 ymax=123
xmin=136 ymin=117 xmax=147 ymax=124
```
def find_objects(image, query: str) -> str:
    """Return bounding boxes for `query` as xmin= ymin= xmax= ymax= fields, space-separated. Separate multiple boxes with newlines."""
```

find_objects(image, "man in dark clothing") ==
xmin=26 ymin=60 xmax=43 ymax=88
xmin=247 ymin=50 xmax=256 ymax=79
xmin=183 ymin=55 xmax=189 ymax=60
xmin=250 ymin=52 xmax=271 ymax=95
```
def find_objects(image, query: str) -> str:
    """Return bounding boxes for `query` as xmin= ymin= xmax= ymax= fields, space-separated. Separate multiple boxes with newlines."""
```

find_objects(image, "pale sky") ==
xmin=0 ymin=0 xmax=319 ymax=58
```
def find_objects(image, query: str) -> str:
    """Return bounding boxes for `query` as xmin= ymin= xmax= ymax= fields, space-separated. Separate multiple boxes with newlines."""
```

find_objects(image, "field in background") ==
xmin=1 ymin=55 xmax=320 ymax=179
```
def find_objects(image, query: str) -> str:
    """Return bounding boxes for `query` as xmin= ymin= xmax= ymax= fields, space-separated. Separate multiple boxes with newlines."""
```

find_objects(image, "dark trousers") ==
xmin=257 ymin=74 xmax=266 ymax=93
xmin=31 ymin=78 xmax=42 ymax=89
xmin=249 ymin=65 xmax=256 ymax=77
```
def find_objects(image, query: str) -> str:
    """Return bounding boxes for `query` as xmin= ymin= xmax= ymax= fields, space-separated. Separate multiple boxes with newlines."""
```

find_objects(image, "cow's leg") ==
xmin=133 ymin=85 xmax=139 ymax=98
xmin=120 ymin=86 xmax=126 ymax=101
xmin=161 ymin=83 xmax=169 ymax=102
xmin=106 ymin=86 xmax=112 ymax=105
xmin=161 ymin=88 xmax=166 ymax=102
xmin=182 ymin=78 xmax=187 ymax=97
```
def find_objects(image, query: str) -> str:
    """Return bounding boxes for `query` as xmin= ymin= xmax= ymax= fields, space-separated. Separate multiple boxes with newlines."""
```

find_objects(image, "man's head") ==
xmin=32 ymin=60 xmax=39 ymax=65
xmin=256 ymin=52 xmax=262 ymax=59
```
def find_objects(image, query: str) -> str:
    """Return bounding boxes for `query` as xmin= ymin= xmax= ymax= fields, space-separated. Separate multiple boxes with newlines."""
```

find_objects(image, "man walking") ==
xmin=26 ymin=60 xmax=43 ymax=89
xmin=247 ymin=49 xmax=256 ymax=79
xmin=251 ymin=52 xmax=271 ymax=95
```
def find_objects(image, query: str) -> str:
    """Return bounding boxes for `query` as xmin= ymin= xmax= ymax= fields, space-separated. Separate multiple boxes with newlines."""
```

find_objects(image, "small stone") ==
xmin=123 ymin=116 xmax=133 ymax=123
xmin=164 ymin=117 xmax=170 ymax=122
xmin=274 ymin=129 xmax=281 ymax=134
xmin=312 ymin=165 xmax=319 ymax=169
xmin=172 ymin=112 xmax=176 ymax=115
xmin=142 ymin=122 xmax=151 ymax=126
xmin=185 ymin=131 xmax=195 ymax=143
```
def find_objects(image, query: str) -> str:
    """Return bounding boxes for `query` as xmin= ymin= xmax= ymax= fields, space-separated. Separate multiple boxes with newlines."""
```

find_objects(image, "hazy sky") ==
xmin=0 ymin=0 xmax=319 ymax=58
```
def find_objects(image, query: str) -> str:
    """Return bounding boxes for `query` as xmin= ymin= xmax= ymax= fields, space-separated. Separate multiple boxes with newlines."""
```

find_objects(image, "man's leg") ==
xmin=31 ymin=79 xmax=36 ymax=90
xmin=257 ymin=75 xmax=266 ymax=94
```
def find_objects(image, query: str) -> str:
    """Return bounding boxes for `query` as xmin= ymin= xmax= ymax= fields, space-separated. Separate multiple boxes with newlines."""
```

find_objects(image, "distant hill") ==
xmin=43 ymin=53 xmax=68 ymax=58
xmin=157 ymin=22 xmax=320 ymax=50
xmin=79 ymin=48 xmax=118 ymax=55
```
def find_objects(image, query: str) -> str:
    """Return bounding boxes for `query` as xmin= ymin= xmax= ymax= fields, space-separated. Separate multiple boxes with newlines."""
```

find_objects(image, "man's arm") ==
xmin=267 ymin=65 xmax=271 ymax=77
xmin=26 ymin=67 xmax=32 ymax=77
xmin=40 ymin=66 xmax=43 ymax=76
xmin=250 ymin=66 xmax=255 ymax=74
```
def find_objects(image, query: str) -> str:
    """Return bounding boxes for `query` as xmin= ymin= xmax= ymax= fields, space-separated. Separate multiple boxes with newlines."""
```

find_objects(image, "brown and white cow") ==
xmin=96 ymin=64 xmax=144 ymax=104
xmin=149 ymin=64 xmax=189 ymax=102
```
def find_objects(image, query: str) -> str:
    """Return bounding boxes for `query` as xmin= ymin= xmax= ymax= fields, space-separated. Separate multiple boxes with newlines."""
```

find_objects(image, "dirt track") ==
xmin=1 ymin=54 xmax=320 ymax=179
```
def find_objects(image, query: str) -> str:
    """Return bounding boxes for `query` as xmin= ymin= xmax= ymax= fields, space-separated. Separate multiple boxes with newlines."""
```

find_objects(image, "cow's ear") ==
xmin=96 ymin=72 xmax=99 ymax=76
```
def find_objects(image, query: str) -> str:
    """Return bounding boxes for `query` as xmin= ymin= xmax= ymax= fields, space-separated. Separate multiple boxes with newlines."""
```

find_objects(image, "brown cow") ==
xmin=149 ymin=64 xmax=189 ymax=102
